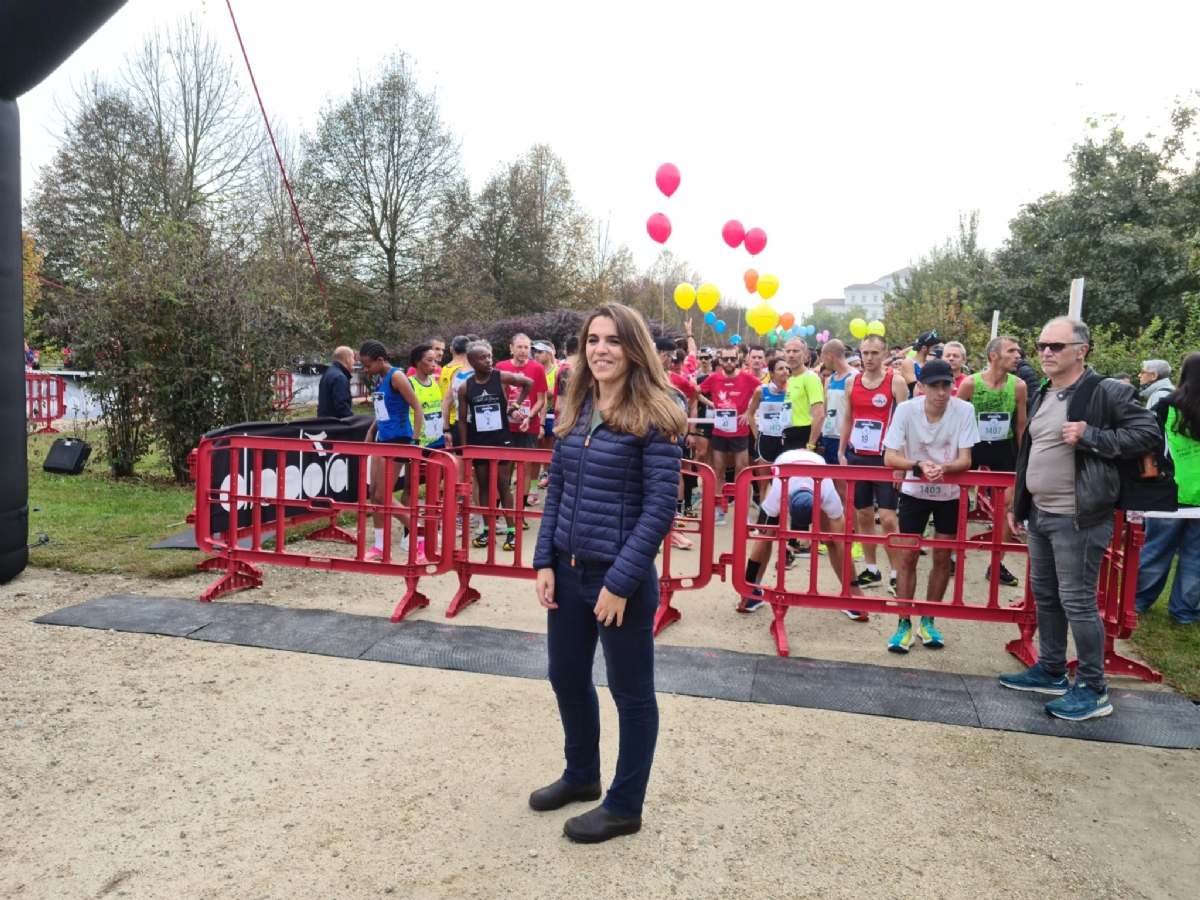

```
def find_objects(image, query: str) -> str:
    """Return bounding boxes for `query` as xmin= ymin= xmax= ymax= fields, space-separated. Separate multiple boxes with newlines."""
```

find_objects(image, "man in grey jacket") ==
xmin=1001 ymin=317 xmax=1160 ymax=721
xmin=1139 ymin=360 xmax=1173 ymax=410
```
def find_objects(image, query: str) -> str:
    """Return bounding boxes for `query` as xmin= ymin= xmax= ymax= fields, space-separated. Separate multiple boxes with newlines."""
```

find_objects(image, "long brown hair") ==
xmin=555 ymin=303 xmax=687 ymax=439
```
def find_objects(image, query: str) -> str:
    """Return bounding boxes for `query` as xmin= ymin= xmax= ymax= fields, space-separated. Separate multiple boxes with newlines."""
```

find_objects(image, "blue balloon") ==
xmin=791 ymin=325 xmax=801 ymax=336
xmin=714 ymin=320 xmax=726 ymax=334
xmin=805 ymin=325 xmax=815 ymax=336
xmin=704 ymin=311 xmax=716 ymax=325
xmin=729 ymin=334 xmax=743 ymax=344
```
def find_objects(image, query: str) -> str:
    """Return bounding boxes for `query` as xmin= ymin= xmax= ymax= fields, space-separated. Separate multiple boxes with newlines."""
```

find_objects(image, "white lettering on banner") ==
xmin=373 ymin=391 xmax=390 ymax=421
xmin=978 ymin=412 xmax=1011 ymax=442
xmin=715 ymin=409 xmax=737 ymax=434
xmin=221 ymin=431 xmax=348 ymax=512
xmin=850 ymin=420 xmax=883 ymax=453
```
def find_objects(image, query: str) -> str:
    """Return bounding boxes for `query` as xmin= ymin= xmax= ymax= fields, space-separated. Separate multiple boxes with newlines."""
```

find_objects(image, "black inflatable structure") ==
xmin=0 ymin=1 xmax=126 ymax=583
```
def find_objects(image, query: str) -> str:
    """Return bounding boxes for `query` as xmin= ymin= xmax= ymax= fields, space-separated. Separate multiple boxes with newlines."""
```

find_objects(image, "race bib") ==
xmin=475 ymin=402 xmax=503 ymax=433
xmin=910 ymin=479 xmax=946 ymax=498
xmin=759 ymin=402 xmax=785 ymax=437
xmin=423 ymin=410 xmax=443 ymax=436
xmin=373 ymin=391 xmax=390 ymax=422
xmin=978 ymin=412 xmax=1011 ymax=442
xmin=715 ymin=409 xmax=738 ymax=434
xmin=850 ymin=420 xmax=883 ymax=453
xmin=822 ymin=408 xmax=839 ymax=437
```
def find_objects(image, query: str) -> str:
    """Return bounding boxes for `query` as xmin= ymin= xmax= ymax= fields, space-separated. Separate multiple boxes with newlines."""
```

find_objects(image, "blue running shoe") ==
xmin=887 ymin=619 xmax=914 ymax=653
xmin=998 ymin=663 xmax=1070 ymax=695
xmin=917 ymin=616 xmax=944 ymax=649
xmin=1045 ymin=682 xmax=1112 ymax=721
xmin=737 ymin=587 xmax=766 ymax=613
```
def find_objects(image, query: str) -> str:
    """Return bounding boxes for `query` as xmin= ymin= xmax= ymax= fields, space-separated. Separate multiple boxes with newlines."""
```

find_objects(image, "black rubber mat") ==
xmin=34 ymin=595 xmax=1200 ymax=749
xmin=148 ymin=528 xmax=273 ymax=550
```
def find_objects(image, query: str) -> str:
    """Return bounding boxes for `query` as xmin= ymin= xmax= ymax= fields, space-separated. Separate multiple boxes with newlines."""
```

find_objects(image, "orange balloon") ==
xmin=743 ymin=269 xmax=758 ymax=293
xmin=779 ymin=312 xmax=795 ymax=330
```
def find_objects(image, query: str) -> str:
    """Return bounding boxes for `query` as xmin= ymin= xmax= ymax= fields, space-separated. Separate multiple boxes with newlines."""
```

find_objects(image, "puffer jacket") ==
xmin=533 ymin=396 xmax=683 ymax=598
xmin=1014 ymin=368 xmax=1161 ymax=528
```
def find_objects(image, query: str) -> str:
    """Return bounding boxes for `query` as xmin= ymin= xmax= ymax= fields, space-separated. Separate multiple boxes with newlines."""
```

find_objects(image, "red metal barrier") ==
xmin=444 ymin=448 xmax=716 ymax=631
xmin=730 ymin=462 xmax=1038 ymax=660
xmin=194 ymin=435 xmax=457 ymax=621
xmin=1090 ymin=512 xmax=1159 ymax=682
xmin=25 ymin=373 xmax=67 ymax=433
xmin=271 ymin=371 xmax=295 ymax=411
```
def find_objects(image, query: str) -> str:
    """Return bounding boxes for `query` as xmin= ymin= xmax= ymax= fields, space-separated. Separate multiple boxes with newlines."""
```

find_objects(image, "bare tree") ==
xmin=301 ymin=53 xmax=461 ymax=326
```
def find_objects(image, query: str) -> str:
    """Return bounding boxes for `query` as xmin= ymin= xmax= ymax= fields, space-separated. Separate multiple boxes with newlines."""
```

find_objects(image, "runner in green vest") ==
xmin=956 ymin=336 xmax=1028 ymax=588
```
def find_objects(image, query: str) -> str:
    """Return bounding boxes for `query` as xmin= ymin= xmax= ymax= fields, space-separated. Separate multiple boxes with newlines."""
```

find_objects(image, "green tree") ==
xmin=990 ymin=102 xmax=1200 ymax=333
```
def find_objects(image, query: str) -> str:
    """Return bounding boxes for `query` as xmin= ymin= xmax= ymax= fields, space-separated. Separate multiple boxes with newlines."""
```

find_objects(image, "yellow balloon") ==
xmin=757 ymin=273 xmax=780 ymax=301
xmin=866 ymin=320 xmax=886 ymax=336
xmin=749 ymin=302 xmax=779 ymax=335
xmin=697 ymin=282 xmax=720 ymax=313
xmin=849 ymin=317 xmax=867 ymax=339
xmin=674 ymin=283 xmax=696 ymax=310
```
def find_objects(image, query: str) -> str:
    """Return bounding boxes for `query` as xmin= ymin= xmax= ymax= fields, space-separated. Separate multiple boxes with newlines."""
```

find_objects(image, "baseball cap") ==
xmin=532 ymin=341 xmax=554 ymax=353
xmin=654 ymin=338 xmax=677 ymax=353
xmin=913 ymin=331 xmax=940 ymax=350
xmin=918 ymin=359 xmax=954 ymax=385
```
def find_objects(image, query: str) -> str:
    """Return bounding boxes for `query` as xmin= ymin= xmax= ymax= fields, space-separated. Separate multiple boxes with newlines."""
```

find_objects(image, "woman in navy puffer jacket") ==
xmin=530 ymin=303 xmax=685 ymax=844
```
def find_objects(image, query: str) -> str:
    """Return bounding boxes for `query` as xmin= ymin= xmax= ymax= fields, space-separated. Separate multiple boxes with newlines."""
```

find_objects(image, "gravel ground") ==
xmin=3 ymin=525 xmax=1199 ymax=899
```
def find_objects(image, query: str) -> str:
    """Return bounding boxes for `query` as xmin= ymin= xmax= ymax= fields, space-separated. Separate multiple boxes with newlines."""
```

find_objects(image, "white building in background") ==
xmin=811 ymin=267 xmax=913 ymax=317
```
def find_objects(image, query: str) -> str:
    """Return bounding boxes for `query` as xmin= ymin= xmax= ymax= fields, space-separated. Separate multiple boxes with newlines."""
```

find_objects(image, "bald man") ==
xmin=318 ymin=346 xmax=355 ymax=418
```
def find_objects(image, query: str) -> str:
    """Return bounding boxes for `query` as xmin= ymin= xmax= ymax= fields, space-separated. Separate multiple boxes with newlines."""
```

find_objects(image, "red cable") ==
xmin=224 ymin=0 xmax=340 ymax=343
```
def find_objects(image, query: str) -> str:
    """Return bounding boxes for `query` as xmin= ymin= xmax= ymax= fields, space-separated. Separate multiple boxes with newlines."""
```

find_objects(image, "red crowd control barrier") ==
xmin=445 ymin=448 xmax=715 ymax=630
xmin=26 ymin=373 xmax=67 ymax=433
xmin=271 ymin=371 xmax=295 ymax=411
xmin=1092 ymin=512 xmax=1158 ymax=682
xmin=193 ymin=435 xmax=457 ymax=621
xmin=729 ymin=462 xmax=1038 ymax=659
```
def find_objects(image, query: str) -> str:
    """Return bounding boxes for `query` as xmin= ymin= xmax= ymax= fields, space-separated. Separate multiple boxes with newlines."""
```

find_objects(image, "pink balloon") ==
xmin=744 ymin=227 xmax=768 ymax=256
xmin=646 ymin=212 xmax=672 ymax=244
xmin=655 ymin=163 xmax=681 ymax=198
xmin=722 ymin=219 xmax=745 ymax=249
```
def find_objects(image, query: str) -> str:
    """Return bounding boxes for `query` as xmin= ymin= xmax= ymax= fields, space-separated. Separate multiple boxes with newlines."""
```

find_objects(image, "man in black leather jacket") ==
xmin=1002 ymin=317 xmax=1159 ymax=721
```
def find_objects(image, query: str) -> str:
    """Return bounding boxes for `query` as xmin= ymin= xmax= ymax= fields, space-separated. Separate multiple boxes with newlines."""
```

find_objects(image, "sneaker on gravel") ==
xmin=503 ymin=530 xmax=517 ymax=552
xmin=856 ymin=569 xmax=882 ymax=589
xmin=917 ymin=616 xmax=944 ymax=648
xmin=842 ymin=610 xmax=870 ymax=622
xmin=714 ymin=509 xmax=727 ymax=526
xmin=364 ymin=546 xmax=384 ymax=562
xmin=669 ymin=531 xmax=693 ymax=550
xmin=998 ymin=663 xmax=1070 ymax=695
xmin=1044 ymin=682 xmax=1113 ymax=721
xmin=537 ymin=472 xmax=549 ymax=489
xmin=851 ymin=542 xmax=864 ymax=560
xmin=526 ymin=491 xmax=539 ymax=507
xmin=471 ymin=529 xmax=490 ymax=549
xmin=987 ymin=564 xmax=1020 ymax=588
xmin=737 ymin=588 xmax=765 ymax=613
xmin=889 ymin=576 xmax=898 ymax=597
xmin=888 ymin=619 xmax=914 ymax=653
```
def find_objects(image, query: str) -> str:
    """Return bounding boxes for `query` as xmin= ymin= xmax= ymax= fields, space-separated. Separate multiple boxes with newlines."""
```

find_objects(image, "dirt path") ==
xmin=3 ymin=553 xmax=1198 ymax=899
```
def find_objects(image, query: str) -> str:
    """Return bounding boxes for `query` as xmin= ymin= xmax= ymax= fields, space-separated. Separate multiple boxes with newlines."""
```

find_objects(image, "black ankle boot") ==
xmin=563 ymin=805 xmax=642 ymax=843
xmin=528 ymin=778 xmax=602 ymax=811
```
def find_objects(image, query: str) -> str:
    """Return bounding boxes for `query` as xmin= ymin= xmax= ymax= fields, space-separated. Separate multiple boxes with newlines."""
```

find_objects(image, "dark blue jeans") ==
xmin=1026 ymin=506 xmax=1113 ymax=689
xmin=547 ymin=558 xmax=659 ymax=818
xmin=1134 ymin=514 xmax=1200 ymax=624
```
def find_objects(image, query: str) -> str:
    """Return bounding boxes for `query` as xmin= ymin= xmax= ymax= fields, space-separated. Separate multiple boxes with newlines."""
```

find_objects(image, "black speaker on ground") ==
xmin=43 ymin=438 xmax=91 ymax=475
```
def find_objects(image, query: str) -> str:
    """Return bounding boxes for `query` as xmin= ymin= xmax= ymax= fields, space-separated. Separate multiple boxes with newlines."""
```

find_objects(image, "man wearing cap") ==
xmin=901 ymin=331 xmax=942 ymax=398
xmin=883 ymin=359 xmax=978 ymax=653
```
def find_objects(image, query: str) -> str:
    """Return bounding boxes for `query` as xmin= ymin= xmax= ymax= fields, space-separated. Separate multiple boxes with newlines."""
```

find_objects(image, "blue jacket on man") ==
xmin=534 ymin=396 xmax=682 ymax=599
xmin=317 ymin=360 xmax=354 ymax=418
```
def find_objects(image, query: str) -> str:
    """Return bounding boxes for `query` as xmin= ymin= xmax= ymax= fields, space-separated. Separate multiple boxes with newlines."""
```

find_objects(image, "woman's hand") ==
xmin=536 ymin=568 xmax=557 ymax=609
xmin=594 ymin=587 xmax=627 ymax=627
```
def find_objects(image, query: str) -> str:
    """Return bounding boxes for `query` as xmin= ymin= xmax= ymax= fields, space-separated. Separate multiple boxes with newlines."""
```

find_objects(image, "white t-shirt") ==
xmin=883 ymin=396 xmax=978 ymax=501
xmin=760 ymin=449 xmax=845 ymax=520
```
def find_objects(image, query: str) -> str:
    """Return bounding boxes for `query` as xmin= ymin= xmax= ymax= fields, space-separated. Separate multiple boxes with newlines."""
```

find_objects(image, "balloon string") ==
xmin=224 ymin=0 xmax=340 ymax=344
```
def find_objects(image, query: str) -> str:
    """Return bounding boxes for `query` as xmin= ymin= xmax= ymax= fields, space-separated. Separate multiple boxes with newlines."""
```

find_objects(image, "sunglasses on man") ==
xmin=1035 ymin=341 xmax=1082 ymax=353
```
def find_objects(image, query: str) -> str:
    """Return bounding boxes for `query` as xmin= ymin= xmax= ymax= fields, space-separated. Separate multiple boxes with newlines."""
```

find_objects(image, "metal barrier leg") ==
xmin=304 ymin=516 xmax=356 ymax=545
xmin=391 ymin=575 xmax=431 ymax=623
xmin=446 ymin=564 xmax=481 ymax=618
xmin=1063 ymin=638 xmax=1163 ymax=684
xmin=653 ymin=588 xmax=681 ymax=636
xmin=198 ymin=555 xmax=263 ymax=601
xmin=768 ymin=603 xmax=790 ymax=657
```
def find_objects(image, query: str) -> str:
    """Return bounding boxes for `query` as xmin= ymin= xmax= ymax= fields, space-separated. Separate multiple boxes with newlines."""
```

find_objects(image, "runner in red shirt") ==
xmin=699 ymin=346 xmax=763 ymax=525
xmin=494 ymin=332 xmax=548 ymax=513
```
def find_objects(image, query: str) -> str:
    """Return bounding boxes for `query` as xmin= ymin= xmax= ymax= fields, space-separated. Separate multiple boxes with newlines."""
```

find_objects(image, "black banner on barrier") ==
xmin=204 ymin=415 xmax=374 ymax=534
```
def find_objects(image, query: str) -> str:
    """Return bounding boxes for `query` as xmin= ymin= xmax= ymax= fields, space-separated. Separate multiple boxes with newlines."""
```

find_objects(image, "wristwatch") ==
xmin=912 ymin=462 xmax=922 ymax=477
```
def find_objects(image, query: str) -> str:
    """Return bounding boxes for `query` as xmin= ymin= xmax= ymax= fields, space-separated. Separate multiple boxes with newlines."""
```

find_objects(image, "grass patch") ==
xmin=1127 ymin=563 xmax=1200 ymax=699
xmin=26 ymin=432 xmax=202 ymax=578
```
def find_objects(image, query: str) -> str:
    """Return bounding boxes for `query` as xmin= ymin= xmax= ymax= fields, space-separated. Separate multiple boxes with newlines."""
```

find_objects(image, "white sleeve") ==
xmin=956 ymin=401 xmax=979 ymax=448
xmin=760 ymin=478 xmax=783 ymax=518
xmin=882 ymin=402 xmax=908 ymax=451
xmin=817 ymin=478 xmax=844 ymax=520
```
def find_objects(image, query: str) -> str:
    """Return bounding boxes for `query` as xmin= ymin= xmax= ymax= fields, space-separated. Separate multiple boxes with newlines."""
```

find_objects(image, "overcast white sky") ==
xmin=16 ymin=0 xmax=1200 ymax=320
